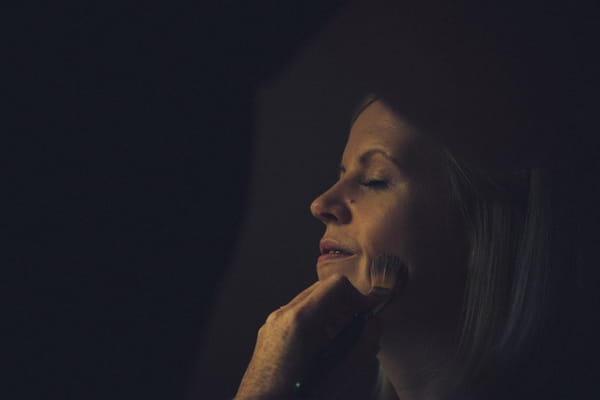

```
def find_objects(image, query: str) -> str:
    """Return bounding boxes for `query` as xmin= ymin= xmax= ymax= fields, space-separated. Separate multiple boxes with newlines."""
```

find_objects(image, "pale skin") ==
xmin=236 ymin=100 xmax=468 ymax=399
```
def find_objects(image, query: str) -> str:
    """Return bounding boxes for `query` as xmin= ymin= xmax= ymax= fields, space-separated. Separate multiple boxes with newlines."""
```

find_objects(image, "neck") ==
xmin=377 ymin=324 xmax=458 ymax=400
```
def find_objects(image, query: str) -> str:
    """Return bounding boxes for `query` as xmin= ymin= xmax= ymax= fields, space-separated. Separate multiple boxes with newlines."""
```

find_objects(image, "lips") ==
xmin=317 ymin=238 xmax=357 ymax=265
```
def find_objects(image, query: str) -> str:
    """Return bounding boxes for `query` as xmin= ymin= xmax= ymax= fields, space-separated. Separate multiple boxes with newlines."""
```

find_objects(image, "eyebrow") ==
xmin=339 ymin=149 xmax=402 ymax=174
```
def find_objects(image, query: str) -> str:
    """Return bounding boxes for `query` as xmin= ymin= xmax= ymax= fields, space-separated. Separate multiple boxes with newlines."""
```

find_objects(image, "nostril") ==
xmin=319 ymin=211 xmax=338 ymax=223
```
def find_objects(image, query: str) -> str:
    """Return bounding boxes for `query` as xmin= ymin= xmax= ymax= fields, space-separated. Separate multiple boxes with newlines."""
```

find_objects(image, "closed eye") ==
xmin=360 ymin=179 xmax=389 ymax=189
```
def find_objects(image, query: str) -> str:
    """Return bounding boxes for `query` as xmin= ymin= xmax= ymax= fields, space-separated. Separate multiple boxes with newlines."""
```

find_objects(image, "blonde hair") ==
xmin=355 ymin=95 xmax=581 ymax=399
xmin=445 ymin=155 xmax=555 ymax=396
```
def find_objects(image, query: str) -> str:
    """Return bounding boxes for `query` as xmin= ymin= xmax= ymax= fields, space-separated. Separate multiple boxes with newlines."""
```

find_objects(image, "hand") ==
xmin=235 ymin=274 xmax=383 ymax=400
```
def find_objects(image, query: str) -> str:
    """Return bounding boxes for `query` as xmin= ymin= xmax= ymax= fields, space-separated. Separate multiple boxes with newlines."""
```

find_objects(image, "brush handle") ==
xmin=293 ymin=312 xmax=366 ymax=397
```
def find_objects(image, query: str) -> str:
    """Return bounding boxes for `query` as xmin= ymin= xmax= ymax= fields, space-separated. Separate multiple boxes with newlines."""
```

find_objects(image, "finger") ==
xmin=265 ymin=280 xmax=320 ymax=324
xmin=295 ymin=275 xmax=378 ymax=334
xmin=280 ymin=280 xmax=320 ymax=311
xmin=277 ymin=275 xmax=380 ymax=358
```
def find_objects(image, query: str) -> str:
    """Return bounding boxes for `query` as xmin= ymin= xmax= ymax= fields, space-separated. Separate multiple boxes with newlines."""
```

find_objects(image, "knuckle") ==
xmin=265 ymin=308 xmax=282 ymax=325
xmin=289 ymin=305 xmax=309 ymax=327
xmin=329 ymin=273 xmax=349 ymax=286
xmin=257 ymin=323 xmax=268 ymax=337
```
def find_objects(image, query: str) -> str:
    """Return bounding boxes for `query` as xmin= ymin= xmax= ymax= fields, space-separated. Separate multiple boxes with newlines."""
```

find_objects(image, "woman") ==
xmin=234 ymin=96 xmax=594 ymax=399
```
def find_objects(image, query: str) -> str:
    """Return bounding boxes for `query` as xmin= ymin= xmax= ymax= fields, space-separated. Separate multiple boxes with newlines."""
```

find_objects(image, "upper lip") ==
xmin=319 ymin=238 xmax=357 ymax=255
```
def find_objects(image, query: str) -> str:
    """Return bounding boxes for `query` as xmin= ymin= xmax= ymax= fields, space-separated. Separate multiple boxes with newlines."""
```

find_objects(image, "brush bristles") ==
xmin=369 ymin=254 xmax=406 ymax=292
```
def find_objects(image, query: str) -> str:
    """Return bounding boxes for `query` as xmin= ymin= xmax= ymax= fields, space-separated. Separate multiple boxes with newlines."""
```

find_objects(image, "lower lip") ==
xmin=317 ymin=253 xmax=356 ymax=265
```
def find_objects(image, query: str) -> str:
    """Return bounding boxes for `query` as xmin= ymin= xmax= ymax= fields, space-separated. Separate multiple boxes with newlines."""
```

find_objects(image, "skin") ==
xmin=236 ymin=100 xmax=468 ymax=399
xmin=235 ymin=275 xmax=383 ymax=399
xmin=311 ymin=100 xmax=468 ymax=398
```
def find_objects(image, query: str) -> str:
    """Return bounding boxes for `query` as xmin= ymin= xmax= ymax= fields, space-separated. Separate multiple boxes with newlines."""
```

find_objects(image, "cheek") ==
xmin=361 ymin=198 xmax=467 ymax=316
xmin=359 ymin=205 xmax=413 ymax=260
xmin=392 ymin=207 xmax=468 ymax=326
xmin=353 ymin=207 xmax=415 ymax=293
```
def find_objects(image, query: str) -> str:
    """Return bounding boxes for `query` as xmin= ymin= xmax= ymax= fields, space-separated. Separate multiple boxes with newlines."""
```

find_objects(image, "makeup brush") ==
xmin=293 ymin=254 xmax=408 ymax=396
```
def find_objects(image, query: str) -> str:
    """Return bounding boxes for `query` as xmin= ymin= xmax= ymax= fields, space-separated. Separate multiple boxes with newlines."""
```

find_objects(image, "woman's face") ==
xmin=310 ymin=100 xmax=467 ymax=329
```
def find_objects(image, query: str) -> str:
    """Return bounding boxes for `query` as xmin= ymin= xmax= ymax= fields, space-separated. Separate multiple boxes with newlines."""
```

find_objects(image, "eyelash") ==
xmin=360 ymin=179 xmax=389 ymax=190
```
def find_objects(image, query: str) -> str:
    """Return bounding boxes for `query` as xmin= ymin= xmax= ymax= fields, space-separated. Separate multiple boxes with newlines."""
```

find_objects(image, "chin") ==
xmin=316 ymin=256 xmax=370 ymax=294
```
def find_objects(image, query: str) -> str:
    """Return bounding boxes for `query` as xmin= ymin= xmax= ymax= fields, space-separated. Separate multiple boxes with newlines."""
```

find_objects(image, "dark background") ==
xmin=5 ymin=2 xmax=345 ymax=399
xmin=5 ymin=1 xmax=599 ymax=399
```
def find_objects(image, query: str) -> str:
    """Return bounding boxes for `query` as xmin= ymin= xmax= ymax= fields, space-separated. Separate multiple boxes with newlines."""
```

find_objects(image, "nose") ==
xmin=310 ymin=183 xmax=351 ymax=225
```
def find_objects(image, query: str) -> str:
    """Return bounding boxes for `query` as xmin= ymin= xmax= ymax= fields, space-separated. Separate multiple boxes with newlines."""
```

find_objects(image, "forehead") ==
xmin=343 ymin=100 xmax=422 ymax=162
